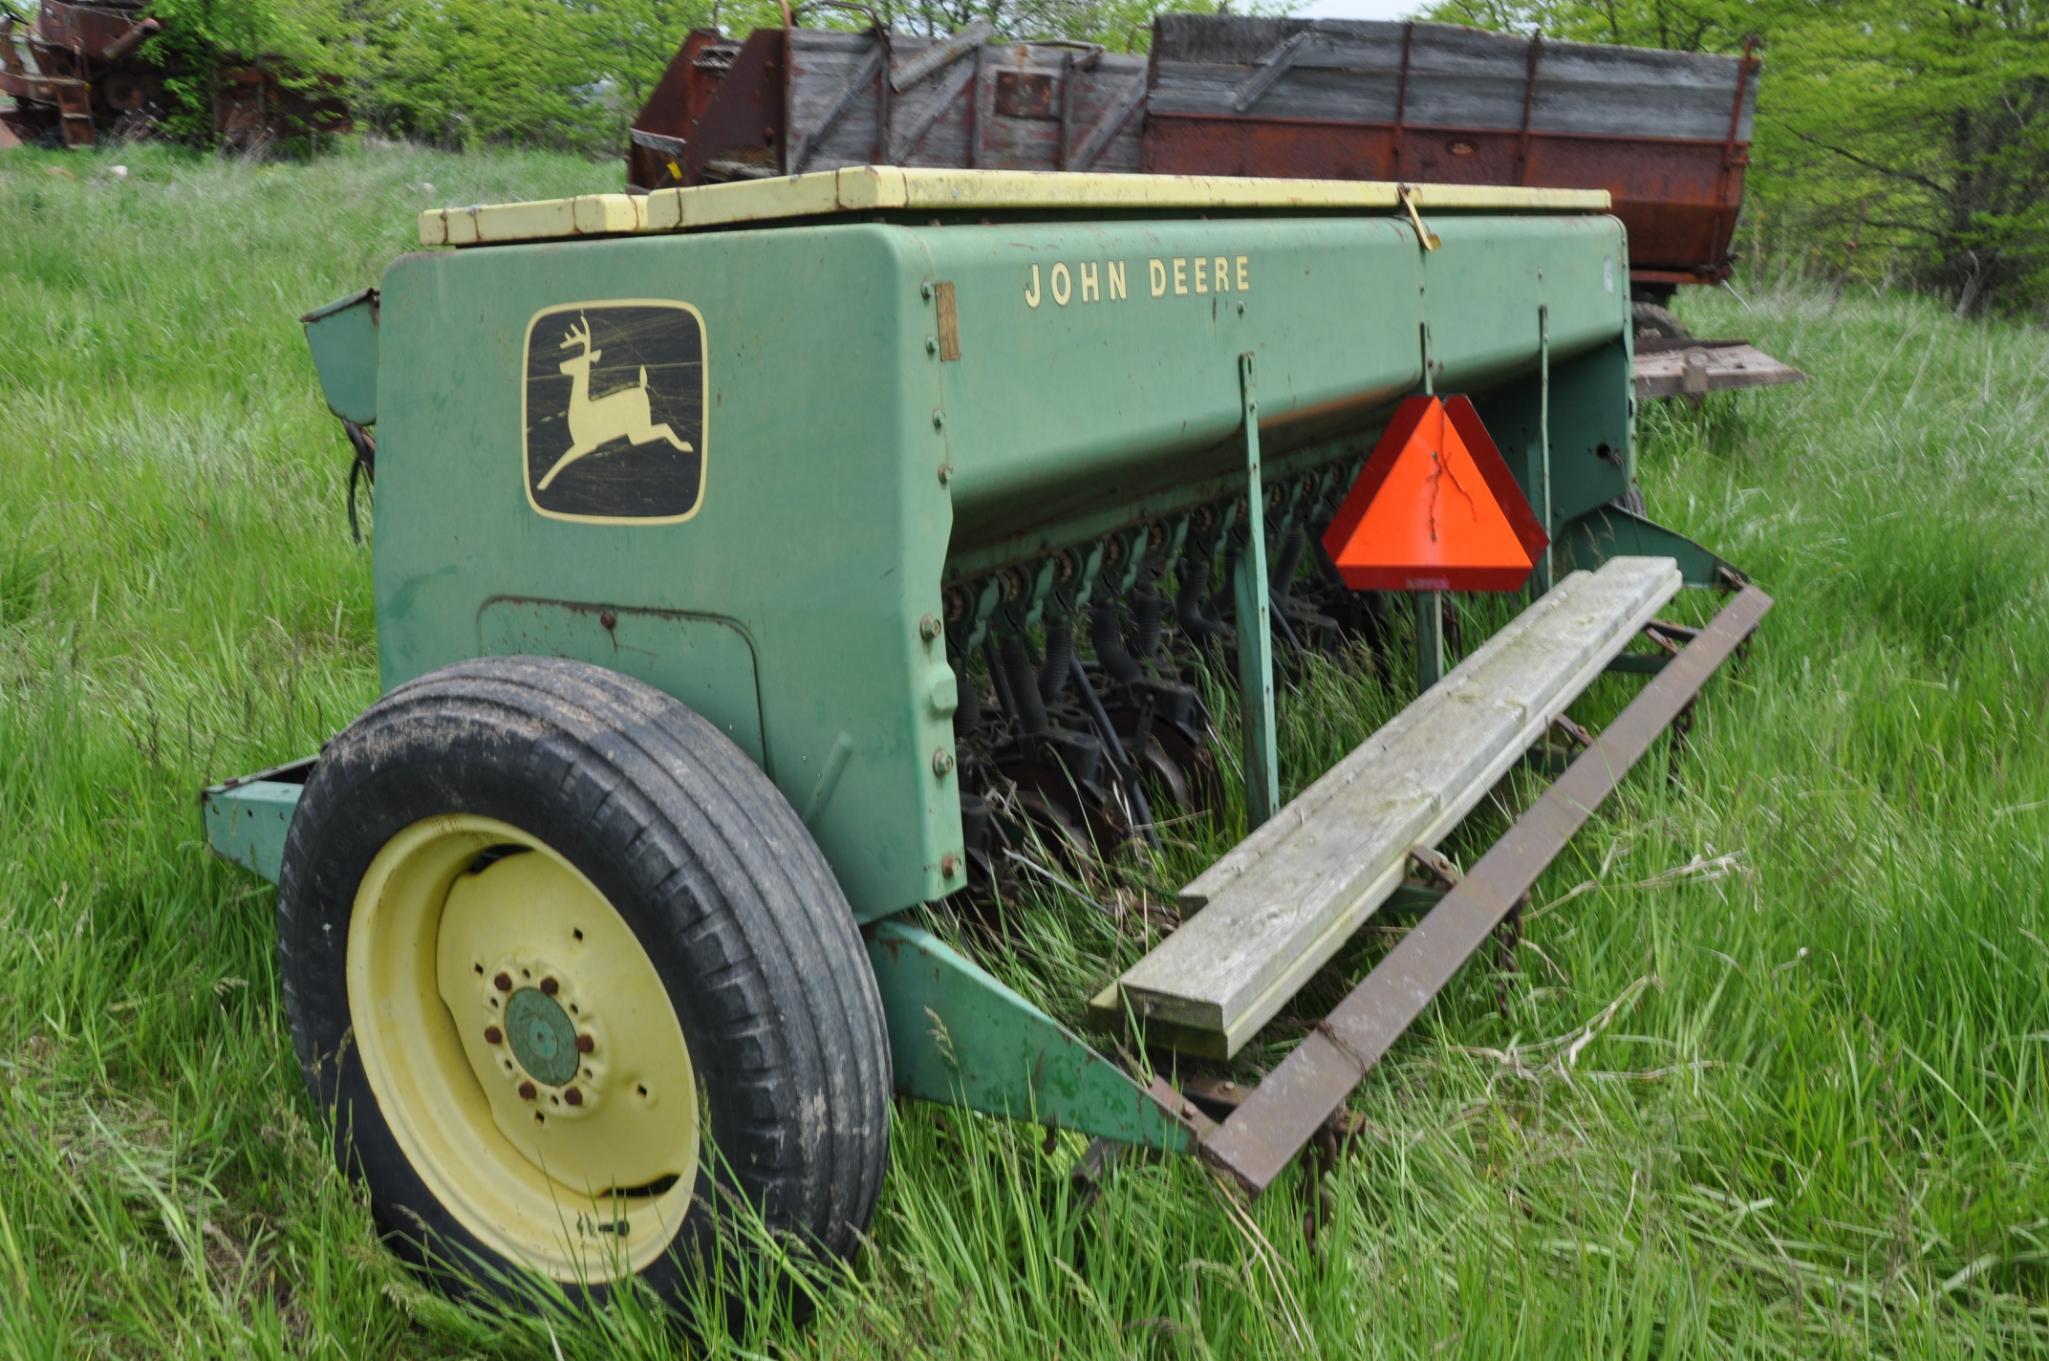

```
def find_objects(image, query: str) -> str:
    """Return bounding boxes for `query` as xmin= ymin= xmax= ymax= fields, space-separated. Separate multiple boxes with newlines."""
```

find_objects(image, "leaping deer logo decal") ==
xmin=522 ymin=300 xmax=707 ymax=524
xmin=537 ymin=311 xmax=695 ymax=491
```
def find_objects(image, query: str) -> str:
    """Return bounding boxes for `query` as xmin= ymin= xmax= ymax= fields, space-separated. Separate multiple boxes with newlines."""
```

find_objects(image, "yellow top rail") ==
xmin=420 ymin=166 xmax=1611 ymax=248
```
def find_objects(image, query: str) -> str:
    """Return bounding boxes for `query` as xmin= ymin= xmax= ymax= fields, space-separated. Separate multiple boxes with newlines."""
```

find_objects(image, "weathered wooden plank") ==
xmin=783 ymin=30 xmax=1145 ymax=174
xmin=1182 ymin=577 xmax=1585 ymax=909
xmin=890 ymin=55 xmax=976 ymax=162
xmin=791 ymin=42 xmax=885 ymax=171
xmin=1104 ymin=557 xmax=1681 ymax=1053
xmin=1634 ymin=342 xmax=1806 ymax=399
xmin=1068 ymin=75 xmax=1147 ymax=170
xmin=891 ymin=19 xmax=991 ymax=92
xmin=1163 ymin=570 xmax=1657 ymax=986
xmin=1231 ymin=30 xmax=1319 ymax=112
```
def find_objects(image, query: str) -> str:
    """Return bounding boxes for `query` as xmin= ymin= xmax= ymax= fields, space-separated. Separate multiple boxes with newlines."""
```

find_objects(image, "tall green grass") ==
xmin=1 ymin=145 xmax=2045 ymax=1358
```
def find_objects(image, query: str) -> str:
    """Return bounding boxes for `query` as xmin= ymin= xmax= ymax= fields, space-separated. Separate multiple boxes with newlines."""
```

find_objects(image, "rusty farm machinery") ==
xmin=0 ymin=0 xmax=347 ymax=150
xmin=196 ymin=164 xmax=1769 ymax=1312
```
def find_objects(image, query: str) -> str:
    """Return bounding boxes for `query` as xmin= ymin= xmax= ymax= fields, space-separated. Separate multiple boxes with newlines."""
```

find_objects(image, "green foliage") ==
xmin=133 ymin=0 xmax=358 ymax=142
xmin=3 ymin=143 xmax=2048 ymax=1356
xmin=1424 ymin=0 xmax=2049 ymax=314
xmin=347 ymin=0 xmax=625 ymax=151
xmin=1750 ymin=0 xmax=2049 ymax=314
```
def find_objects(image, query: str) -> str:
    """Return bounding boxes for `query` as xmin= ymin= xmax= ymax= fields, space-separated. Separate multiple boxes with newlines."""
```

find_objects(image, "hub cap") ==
xmin=347 ymin=815 xmax=698 ymax=1281
xmin=505 ymin=989 xmax=580 ymax=1086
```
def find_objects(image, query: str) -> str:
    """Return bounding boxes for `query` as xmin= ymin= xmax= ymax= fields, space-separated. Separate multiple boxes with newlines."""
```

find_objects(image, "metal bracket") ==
xmin=1556 ymin=502 xmax=1738 ymax=591
xmin=1397 ymin=184 xmax=1441 ymax=252
xmin=1551 ymin=713 xmax=1594 ymax=748
xmin=1407 ymin=844 xmax=1462 ymax=889
xmin=867 ymin=919 xmax=1196 ymax=1153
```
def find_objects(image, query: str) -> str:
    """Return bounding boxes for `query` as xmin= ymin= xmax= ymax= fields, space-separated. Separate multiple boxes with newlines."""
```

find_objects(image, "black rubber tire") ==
xmin=276 ymin=655 xmax=891 ymax=1313
xmin=1631 ymin=301 xmax=1691 ymax=342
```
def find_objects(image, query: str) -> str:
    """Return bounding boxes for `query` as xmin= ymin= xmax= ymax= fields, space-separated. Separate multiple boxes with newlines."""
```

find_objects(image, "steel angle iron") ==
xmin=202 ymin=167 xmax=1768 ymax=1317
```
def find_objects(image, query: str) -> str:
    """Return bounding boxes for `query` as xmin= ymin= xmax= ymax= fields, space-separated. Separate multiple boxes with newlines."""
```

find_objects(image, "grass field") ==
xmin=2 ymin=143 xmax=2046 ymax=1359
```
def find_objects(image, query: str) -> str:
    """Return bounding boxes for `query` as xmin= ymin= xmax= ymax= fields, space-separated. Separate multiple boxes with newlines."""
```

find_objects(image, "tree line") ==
xmin=1430 ymin=0 xmax=2048 ymax=314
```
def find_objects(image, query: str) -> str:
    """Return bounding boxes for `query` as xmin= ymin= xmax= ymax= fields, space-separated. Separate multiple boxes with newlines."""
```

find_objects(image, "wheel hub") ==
xmin=474 ymin=955 xmax=609 ymax=1118
xmin=504 ymin=987 xmax=580 ymax=1085
xmin=347 ymin=815 xmax=699 ymax=1281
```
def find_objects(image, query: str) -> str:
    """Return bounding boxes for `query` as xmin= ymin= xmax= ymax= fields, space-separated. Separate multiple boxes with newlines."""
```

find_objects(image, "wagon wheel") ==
xmin=276 ymin=656 xmax=890 ymax=1312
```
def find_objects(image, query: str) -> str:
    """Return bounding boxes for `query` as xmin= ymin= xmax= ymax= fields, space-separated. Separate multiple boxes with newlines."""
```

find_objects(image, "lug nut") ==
xmin=518 ymin=1080 xmax=537 ymax=1101
xmin=540 ymin=976 xmax=559 ymax=996
xmin=931 ymin=749 xmax=955 ymax=777
xmin=940 ymin=854 xmax=961 ymax=879
xmin=493 ymin=972 xmax=513 ymax=992
xmin=483 ymin=1026 xmax=503 ymax=1045
xmin=564 ymin=1087 xmax=584 ymax=1107
xmin=575 ymin=1034 xmax=595 ymax=1054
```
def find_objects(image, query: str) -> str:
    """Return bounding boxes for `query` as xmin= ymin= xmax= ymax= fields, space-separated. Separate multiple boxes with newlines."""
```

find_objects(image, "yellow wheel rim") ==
xmin=347 ymin=815 xmax=699 ymax=1282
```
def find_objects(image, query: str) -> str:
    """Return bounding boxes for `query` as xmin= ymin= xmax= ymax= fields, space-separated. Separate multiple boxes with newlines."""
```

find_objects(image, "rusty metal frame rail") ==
xmin=1193 ymin=584 xmax=1772 ymax=1194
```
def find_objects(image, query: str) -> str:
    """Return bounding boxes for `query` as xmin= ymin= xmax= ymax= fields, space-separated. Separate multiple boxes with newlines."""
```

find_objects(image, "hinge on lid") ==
xmin=1398 ymin=184 xmax=1441 ymax=252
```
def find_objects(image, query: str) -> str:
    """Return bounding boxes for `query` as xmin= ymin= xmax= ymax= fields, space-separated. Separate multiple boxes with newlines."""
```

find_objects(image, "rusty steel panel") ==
xmin=1143 ymin=115 xmax=1744 ymax=279
xmin=675 ymin=27 xmax=788 ymax=186
xmin=993 ymin=69 xmax=1057 ymax=119
xmin=34 ymin=0 xmax=155 ymax=58
xmin=626 ymin=29 xmax=737 ymax=189
xmin=1144 ymin=17 xmax=1760 ymax=286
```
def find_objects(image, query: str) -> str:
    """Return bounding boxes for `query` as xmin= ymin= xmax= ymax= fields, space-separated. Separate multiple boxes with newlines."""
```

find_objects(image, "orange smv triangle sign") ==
xmin=1321 ymin=393 xmax=1549 ymax=593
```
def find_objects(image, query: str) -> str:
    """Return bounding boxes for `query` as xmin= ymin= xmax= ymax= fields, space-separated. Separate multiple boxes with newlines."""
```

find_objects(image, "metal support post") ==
xmin=1413 ymin=592 xmax=1444 ymax=691
xmin=1413 ymin=321 xmax=1445 ymax=690
xmin=1233 ymin=353 xmax=1280 ymax=828
xmin=1532 ymin=302 xmax=1555 ymax=594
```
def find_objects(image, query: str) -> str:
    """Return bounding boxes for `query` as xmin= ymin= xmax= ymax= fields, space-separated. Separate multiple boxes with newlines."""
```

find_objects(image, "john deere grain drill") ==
xmin=202 ymin=167 xmax=1767 ymax=1308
